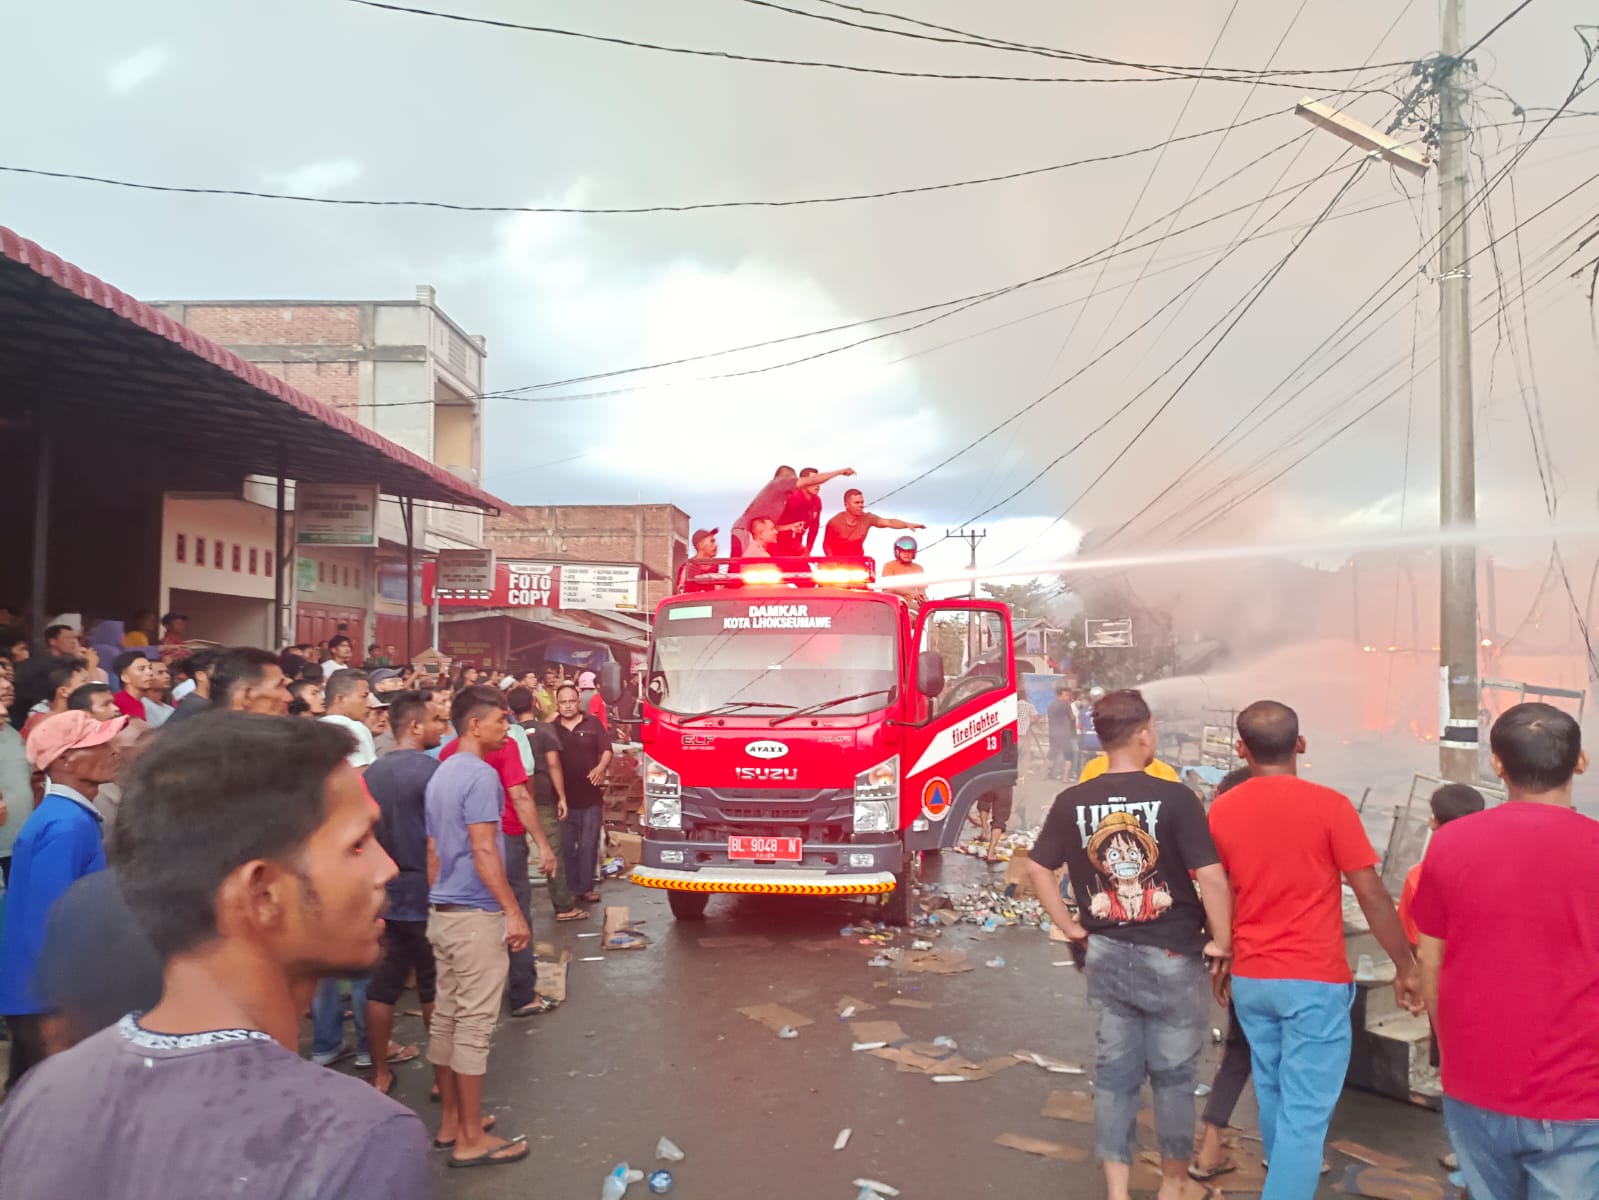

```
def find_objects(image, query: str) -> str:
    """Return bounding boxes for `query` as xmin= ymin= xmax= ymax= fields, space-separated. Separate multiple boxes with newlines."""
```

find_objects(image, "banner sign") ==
xmin=295 ymin=483 xmax=378 ymax=546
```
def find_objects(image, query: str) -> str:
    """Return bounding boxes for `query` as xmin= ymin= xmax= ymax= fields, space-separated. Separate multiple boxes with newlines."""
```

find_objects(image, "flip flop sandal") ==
xmin=448 ymin=1136 xmax=529 ymax=1169
xmin=581 ymin=891 xmax=602 ymax=903
xmin=510 ymin=996 xmax=560 ymax=1017
xmin=386 ymin=1043 xmax=420 ymax=1064
xmin=555 ymin=909 xmax=590 ymax=922
xmin=433 ymin=1116 xmax=497 ymax=1149
xmin=1188 ymin=1161 xmax=1237 ymax=1182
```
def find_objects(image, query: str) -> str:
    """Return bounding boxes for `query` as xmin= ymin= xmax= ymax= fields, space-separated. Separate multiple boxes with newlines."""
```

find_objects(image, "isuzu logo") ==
xmin=736 ymin=766 xmax=798 ymax=781
xmin=745 ymin=740 xmax=789 ymax=760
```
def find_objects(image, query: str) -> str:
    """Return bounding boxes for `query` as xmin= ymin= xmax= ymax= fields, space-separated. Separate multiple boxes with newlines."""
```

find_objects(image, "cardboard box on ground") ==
xmin=607 ymin=830 xmax=642 ymax=870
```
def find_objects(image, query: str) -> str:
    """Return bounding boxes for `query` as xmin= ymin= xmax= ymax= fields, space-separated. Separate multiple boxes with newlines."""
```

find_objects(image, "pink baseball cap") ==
xmin=26 ymin=711 xmax=129 ymax=772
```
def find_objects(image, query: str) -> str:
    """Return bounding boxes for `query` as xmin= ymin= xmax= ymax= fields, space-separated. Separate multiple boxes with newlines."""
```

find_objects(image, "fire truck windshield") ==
xmin=649 ymin=597 xmax=898 ymax=719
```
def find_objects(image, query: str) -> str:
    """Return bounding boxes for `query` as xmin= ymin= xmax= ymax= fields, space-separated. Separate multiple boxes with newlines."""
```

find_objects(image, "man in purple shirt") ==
xmin=0 ymin=713 xmax=428 ymax=1199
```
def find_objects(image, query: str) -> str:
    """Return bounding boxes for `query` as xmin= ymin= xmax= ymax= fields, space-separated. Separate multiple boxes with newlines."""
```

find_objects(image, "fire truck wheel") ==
xmin=667 ymin=890 xmax=710 ymax=921
xmin=882 ymin=863 xmax=914 ymax=927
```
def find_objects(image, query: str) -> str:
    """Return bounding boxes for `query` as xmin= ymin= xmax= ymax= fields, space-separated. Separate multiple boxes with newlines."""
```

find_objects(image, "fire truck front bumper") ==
xmin=630 ymin=865 xmax=898 ymax=896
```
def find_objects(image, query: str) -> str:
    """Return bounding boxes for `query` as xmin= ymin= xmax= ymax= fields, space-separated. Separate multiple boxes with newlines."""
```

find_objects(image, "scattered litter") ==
xmin=836 ymin=995 xmax=874 ymax=1016
xmin=839 ymin=1005 xmax=857 ymax=1020
xmin=866 ymin=955 xmax=895 ymax=968
xmin=599 ymin=1163 xmax=632 ymax=1200
xmin=834 ymin=1128 xmax=852 ymax=1151
xmin=777 ymin=1025 xmax=799 ymax=1039
xmin=1339 ymin=1165 xmax=1450 ymax=1200
xmin=1051 ymin=960 xmax=1074 ymax=967
xmin=1041 ymin=1090 xmax=1095 ymax=1123
xmin=853 ymin=1180 xmax=900 ymax=1198
xmin=910 ymin=939 xmax=933 ymax=951
xmin=1013 ymin=1050 xmax=1087 ymax=1074
xmin=1330 ymin=1141 xmax=1413 ymax=1172
xmin=655 ymin=1137 xmax=685 ymax=1163
xmin=576 ymin=932 xmax=601 ymax=938
xmin=1194 ymin=1083 xmax=1212 ymax=1096
xmin=993 ymin=1132 xmax=1090 ymax=1164
xmin=737 ymin=1003 xmax=815 ymax=1034
xmin=930 ymin=1074 xmax=968 ymax=1083
xmin=852 ymin=1041 xmax=888 ymax=1052
xmin=850 ymin=1020 xmax=907 ymax=1045
xmin=869 ymin=1047 xmax=944 ymax=1073
xmin=932 ymin=1036 xmax=958 ymax=1051
xmin=985 ymin=957 xmax=1006 ymax=969
xmin=886 ymin=998 xmax=934 ymax=1010
xmin=647 ymin=1169 xmax=674 ymax=1195
xmin=602 ymin=907 xmax=650 ymax=951
xmin=901 ymin=950 xmax=972 ymax=975
xmin=580 ymin=956 xmax=605 ymax=962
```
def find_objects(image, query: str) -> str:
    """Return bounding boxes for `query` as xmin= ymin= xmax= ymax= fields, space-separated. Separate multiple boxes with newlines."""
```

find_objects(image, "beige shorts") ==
xmin=425 ymin=908 xmax=509 ymax=1076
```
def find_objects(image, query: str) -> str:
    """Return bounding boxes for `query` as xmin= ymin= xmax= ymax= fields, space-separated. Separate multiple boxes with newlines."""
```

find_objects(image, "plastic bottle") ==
xmin=600 ymin=1163 xmax=631 ymax=1200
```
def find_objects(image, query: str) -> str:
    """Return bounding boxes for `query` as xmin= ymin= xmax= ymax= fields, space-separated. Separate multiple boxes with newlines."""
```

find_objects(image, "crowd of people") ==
xmin=1027 ymin=689 xmax=1599 ymax=1200
xmin=0 ymin=609 xmax=639 ymax=1184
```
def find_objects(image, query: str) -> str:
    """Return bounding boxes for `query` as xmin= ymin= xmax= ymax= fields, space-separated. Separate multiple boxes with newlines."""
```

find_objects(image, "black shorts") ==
xmin=977 ymin=787 xmax=1014 ymax=830
xmin=367 ymin=918 xmax=436 ymax=1006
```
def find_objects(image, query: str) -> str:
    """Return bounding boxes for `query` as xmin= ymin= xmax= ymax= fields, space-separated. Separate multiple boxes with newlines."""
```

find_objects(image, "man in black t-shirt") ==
xmin=507 ymin=686 xmax=583 ymax=923
xmin=552 ymin=685 xmax=613 ymax=904
xmin=1028 ymin=689 xmax=1232 ymax=1200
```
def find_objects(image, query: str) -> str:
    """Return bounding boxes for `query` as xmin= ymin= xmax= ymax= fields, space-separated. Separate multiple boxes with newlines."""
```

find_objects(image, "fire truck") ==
xmin=603 ymin=555 xmax=1018 ymax=924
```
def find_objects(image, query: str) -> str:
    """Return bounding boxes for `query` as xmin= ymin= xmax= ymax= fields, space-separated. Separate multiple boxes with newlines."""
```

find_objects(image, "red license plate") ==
xmin=728 ymin=835 xmax=802 ymax=861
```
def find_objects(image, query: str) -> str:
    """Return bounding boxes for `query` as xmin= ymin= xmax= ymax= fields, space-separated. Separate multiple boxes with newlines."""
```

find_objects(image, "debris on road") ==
xmin=655 ymin=1137 xmax=685 ymax=1163
xmin=993 ymin=1132 xmax=1090 ymax=1163
xmin=931 ymin=1036 xmax=957 ymax=1051
xmin=602 ymin=907 xmax=650 ymax=951
xmin=852 ymin=1041 xmax=888 ymax=1052
xmin=1013 ymin=1049 xmax=1087 ymax=1074
xmin=647 ymin=1169 xmax=674 ymax=1194
xmin=1339 ymin=1165 xmax=1450 ymax=1200
xmin=1041 ymin=1090 xmax=1095 ymax=1123
xmin=836 ymin=995 xmax=874 ymax=1016
xmin=985 ymin=957 xmax=1005 ymax=969
xmin=579 ymin=956 xmax=605 ymax=962
xmin=737 ymin=1003 xmax=814 ymax=1033
xmin=930 ymin=1074 xmax=967 ymax=1083
xmin=776 ymin=1025 xmax=799 ymax=1039
xmin=900 ymin=950 xmax=972 ymax=975
xmin=852 ymin=1178 xmax=900 ymax=1197
xmin=849 ymin=1020 xmax=907 ymax=1045
xmin=1330 ymin=1141 xmax=1413 ymax=1172
xmin=834 ymin=1128 xmax=852 ymax=1151
xmin=885 ymin=998 xmax=933 ymax=1010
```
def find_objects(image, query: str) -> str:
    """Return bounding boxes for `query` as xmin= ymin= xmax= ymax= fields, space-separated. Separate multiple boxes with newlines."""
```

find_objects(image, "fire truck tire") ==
xmin=882 ymin=862 xmax=914 ymax=927
xmin=667 ymin=890 xmax=710 ymax=921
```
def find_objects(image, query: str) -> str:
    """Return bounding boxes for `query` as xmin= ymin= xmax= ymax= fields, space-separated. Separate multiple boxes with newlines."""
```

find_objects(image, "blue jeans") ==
xmin=1231 ymin=976 xmax=1355 ymax=1200
xmin=562 ymin=805 xmax=603 ymax=897
xmin=312 ymin=977 xmax=369 ymax=1059
xmin=1445 ymin=1096 xmax=1599 ymax=1200
xmin=1085 ymin=938 xmax=1208 ymax=1164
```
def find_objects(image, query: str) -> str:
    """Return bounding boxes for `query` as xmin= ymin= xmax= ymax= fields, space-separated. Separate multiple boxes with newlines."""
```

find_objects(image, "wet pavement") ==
xmin=341 ymin=826 xmax=1458 ymax=1200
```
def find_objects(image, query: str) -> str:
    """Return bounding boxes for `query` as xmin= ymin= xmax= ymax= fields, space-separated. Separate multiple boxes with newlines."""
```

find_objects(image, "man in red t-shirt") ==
xmin=821 ymin=489 xmax=925 ymax=559
xmin=771 ymin=467 xmax=828 ymax=557
xmin=1208 ymin=700 xmax=1421 ymax=1199
xmin=1413 ymin=703 xmax=1599 ymax=1197
xmin=108 ymin=652 xmax=154 ymax=722
xmin=439 ymin=687 xmax=558 ymax=1018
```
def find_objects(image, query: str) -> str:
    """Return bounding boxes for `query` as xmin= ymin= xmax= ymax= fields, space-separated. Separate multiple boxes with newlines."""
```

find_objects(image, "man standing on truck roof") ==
xmin=730 ymin=465 xmax=855 ymax=556
xmin=740 ymin=517 xmax=780 ymax=560
xmin=772 ymin=468 xmax=827 ymax=557
xmin=823 ymin=489 xmax=925 ymax=559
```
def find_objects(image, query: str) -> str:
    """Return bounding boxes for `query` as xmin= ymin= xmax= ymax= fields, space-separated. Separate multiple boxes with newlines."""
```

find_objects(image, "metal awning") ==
xmin=0 ymin=224 xmax=507 ymax=512
xmin=439 ymin=606 xmax=648 ymax=651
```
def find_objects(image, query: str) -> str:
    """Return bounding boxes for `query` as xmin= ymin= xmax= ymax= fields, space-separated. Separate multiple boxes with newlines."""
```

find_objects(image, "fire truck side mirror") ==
xmin=916 ymin=650 xmax=946 ymax=699
xmin=598 ymin=662 xmax=623 ymax=705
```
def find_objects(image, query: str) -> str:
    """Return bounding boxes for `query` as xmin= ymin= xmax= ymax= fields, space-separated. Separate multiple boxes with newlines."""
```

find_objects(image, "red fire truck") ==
xmin=607 ymin=556 xmax=1018 ymax=924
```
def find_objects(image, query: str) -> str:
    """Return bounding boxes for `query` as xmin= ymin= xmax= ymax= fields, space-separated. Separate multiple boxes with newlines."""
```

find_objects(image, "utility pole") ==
xmin=1437 ymin=0 xmax=1481 ymax=783
xmin=947 ymin=527 xmax=987 ymax=663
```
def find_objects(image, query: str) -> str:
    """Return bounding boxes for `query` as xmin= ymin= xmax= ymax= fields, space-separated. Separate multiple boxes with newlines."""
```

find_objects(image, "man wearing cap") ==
xmin=367 ymin=669 xmax=407 ymax=757
xmin=159 ymin=613 xmax=188 ymax=646
xmin=0 ymin=709 xmax=129 ymax=1090
xmin=679 ymin=528 xmax=720 ymax=589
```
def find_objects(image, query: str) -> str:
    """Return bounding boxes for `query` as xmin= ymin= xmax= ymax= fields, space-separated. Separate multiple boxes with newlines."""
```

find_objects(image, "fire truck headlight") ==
xmin=852 ymin=799 xmax=893 ymax=833
xmin=643 ymin=754 xmax=681 ymax=829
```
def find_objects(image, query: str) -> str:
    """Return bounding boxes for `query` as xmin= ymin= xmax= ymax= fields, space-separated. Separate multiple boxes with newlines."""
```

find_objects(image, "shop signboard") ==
xmin=436 ymin=548 xmax=496 ymax=594
xmin=424 ymin=560 xmax=558 ymax=608
xmin=560 ymin=564 xmax=641 ymax=612
xmin=295 ymin=483 xmax=378 ymax=546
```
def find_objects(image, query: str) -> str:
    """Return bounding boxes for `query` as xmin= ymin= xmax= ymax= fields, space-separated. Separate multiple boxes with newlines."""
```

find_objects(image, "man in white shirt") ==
xmin=320 ymin=670 xmax=376 ymax=770
xmin=322 ymin=635 xmax=356 ymax=682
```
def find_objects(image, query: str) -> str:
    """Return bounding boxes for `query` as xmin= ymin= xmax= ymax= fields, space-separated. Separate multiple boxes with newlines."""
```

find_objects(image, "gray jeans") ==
xmin=1086 ymin=938 xmax=1208 ymax=1164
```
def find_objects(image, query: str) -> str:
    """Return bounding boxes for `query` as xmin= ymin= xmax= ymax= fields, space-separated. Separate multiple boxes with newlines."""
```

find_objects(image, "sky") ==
xmin=4 ymin=0 xmax=1598 ymax=587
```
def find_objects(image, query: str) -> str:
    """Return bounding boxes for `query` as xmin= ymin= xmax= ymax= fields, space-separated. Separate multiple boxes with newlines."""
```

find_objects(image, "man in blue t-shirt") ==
xmin=0 ymin=710 xmax=127 ymax=1090
xmin=423 ymin=686 xmax=530 ymax=1169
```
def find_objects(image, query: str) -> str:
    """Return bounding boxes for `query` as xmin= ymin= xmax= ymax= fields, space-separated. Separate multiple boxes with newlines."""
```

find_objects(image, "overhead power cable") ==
xmin=802 ymin=0 xmax=1419 ymax=78
xmin=741 ymin=0 xmax=1414 ymax=80
xmin=0 ymin=109 xmax=1290 ymax=218
xmin=342 ymin=0 xmax=1400 ymax=93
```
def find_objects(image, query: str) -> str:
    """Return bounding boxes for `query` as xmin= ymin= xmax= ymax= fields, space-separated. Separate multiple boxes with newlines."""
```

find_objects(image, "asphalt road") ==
xmin=336 ymin=840 xmax=1457 ymax=1200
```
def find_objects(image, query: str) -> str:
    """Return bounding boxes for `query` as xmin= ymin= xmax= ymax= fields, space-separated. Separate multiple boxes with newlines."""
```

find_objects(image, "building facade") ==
xmin=151 ymin=287 xmax=487 ymax=651
xmin=484 ymin=505 xmax=691 ymax=612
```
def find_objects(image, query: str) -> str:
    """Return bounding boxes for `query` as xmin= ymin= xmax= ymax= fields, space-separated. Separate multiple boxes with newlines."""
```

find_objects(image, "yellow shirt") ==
xmin=1077 ymin=755 xmax=1180 ymax=784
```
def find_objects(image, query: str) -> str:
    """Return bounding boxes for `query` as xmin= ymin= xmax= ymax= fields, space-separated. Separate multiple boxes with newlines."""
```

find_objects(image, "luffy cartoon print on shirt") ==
xmin=1083 ymin=809 xmax=1172 ymax=923
xmin=1029 ymin=771 xmax=1219 ymax=953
